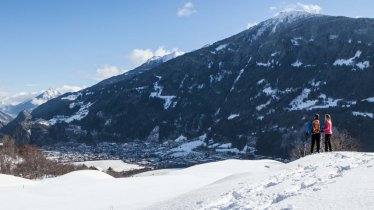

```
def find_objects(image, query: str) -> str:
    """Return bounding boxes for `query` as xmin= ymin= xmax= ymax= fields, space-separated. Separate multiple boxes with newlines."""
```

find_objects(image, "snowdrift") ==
xmin=0 ymin=152 xmax=373 ymax=210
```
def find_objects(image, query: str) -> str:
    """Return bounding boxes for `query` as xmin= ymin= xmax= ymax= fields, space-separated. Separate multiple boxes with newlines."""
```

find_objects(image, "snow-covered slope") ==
xmin=1 ymin=152 xmax=373 ymax=210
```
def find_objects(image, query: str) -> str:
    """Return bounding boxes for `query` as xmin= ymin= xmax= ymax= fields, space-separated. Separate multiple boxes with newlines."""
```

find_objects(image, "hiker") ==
xmin=311 ymin=114 xmax=321 ymax=153
xmin=323 ymin=114 xmax=333 ymax=152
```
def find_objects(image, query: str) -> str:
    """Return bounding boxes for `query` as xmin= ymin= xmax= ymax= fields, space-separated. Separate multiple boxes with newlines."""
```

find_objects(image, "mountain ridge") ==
xmin=2 ymin=12 xmax=374 ymax=159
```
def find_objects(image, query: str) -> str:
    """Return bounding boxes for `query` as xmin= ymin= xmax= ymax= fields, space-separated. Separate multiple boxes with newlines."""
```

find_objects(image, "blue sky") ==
xmin=1 ymin=0 xmax=374 ymax=103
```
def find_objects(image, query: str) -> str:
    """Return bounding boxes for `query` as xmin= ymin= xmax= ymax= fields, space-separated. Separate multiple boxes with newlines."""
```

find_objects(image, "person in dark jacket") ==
xmin=311 ymin=114 xmax=321 ymax=153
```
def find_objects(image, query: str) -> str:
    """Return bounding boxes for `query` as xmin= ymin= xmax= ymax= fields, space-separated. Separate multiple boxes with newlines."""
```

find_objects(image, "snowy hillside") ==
xmin=1 ymin=152 xmax=373 ymax=210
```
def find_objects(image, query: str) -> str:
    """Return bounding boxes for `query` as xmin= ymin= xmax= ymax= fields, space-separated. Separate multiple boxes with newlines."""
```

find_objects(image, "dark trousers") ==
xmin=325 ymin=134 xmax=332 ymax=152
xmin=311 ymin=133 xmax=321 ymax=153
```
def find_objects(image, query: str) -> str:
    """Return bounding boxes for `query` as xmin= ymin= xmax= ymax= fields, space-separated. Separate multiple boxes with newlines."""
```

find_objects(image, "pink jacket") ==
xmin=323 ymin=121 xmax=333 ymax=134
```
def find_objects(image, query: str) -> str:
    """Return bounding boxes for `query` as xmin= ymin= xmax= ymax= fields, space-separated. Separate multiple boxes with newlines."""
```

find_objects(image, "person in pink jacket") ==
xmin=323 ymin=114 xmax=333 ymax=152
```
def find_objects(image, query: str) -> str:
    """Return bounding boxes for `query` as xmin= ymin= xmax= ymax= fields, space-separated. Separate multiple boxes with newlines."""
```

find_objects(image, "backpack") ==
xmin=312 ymin=119 xmax=320 ymax=133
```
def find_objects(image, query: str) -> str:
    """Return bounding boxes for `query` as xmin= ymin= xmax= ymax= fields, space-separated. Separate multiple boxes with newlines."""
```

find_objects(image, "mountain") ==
xmin=1 ymin=87 xmax=80 ymax=117
xmin=95 ymin=50 xmax=184 ymax=87
xmin=2 ymin=11 xmax=374 ymax=159
xmin=0 ymin=111 xmax=13 ymax=128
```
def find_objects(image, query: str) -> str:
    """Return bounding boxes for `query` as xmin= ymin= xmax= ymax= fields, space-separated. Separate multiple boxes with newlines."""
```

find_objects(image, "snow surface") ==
xmin=150 ymin=76 xmax=176 ymax=110
xmin=352 ymin=111 xmax=374 ymax=118
xmin=333 ymin=50 xmax=369 ymax=70
xmin=73 ymin=160 xmax=144 ymax=172
xmin=291 ymin=60 xmax=303 ymax=67
xmin=149 ymin=152 xmax=374 ymax=210
xmin=170 ymin=135 xmax=207 ymax=157
xmin=1 ymin=152 xmax=374 ymax=210
xmin=256 ymin=61 xmax=271 ymax=67
xmin=289 ymin=90 xmax=341 ymax=111
xmin=146 ymin=50 xmax=185 ymax=64
xmin=364 ymin=97 xmax=374 ymax=102
xmin=31 ymin=88 xmax=62 ymax=106
xmin=61 ymin=93 xmax=82 ymax=101
xmin=227 ymin=114 xmax=240 ymax=120
xmin=49 ymin=102 xmax=93 ymax=125
xmin=215 ymin=44 xmax=228 ymax=51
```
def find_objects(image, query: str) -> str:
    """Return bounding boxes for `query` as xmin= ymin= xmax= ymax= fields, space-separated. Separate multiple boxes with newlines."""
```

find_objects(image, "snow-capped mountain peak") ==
xmin=146 ymin=50 xmax=185 ymax=64
xmin=31 ymin=88 xmax=62 ymax=106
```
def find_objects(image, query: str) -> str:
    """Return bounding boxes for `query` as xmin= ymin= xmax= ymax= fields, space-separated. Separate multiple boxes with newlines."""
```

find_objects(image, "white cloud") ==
xmin=247 ymin=22 xmax=258 ymax=29
xmin=127 ymin=49 xmax=154 ymax=67
xmin=91 ymin=66 xmax=126 ymax=81
xmin=177 ymin=2 xmax=196 ymax=17
xmin=56 ymin=85 xmax=83 ymax=93
xmin=127 ymin=46 xmax=184 ymax=67
xmin=272 ymin=2 xmax=322 ymax=15
xmin=296 ymin=3 xmax=322 ymax=14
xmin=0 ymin=91 xmax=40 ymax=106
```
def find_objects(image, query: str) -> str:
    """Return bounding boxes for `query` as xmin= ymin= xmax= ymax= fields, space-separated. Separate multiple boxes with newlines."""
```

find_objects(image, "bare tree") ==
xmin=290 ymin=129 xmax=360 ymax=160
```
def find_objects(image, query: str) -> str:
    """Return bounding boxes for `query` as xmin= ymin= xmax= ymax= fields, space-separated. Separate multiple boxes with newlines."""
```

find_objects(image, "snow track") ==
xmin=197 ymin=153 xmax=374 ymax=210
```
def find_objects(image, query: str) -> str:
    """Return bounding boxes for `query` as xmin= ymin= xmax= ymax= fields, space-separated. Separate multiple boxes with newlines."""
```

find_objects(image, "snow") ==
xmin=256 ymin=99 xmax=271 ymax=111
xmin=61 ymin=93 xmax=81 ymax=101
xmin=146 ymin=50 xmax=184 ymax=64
xmin=215 ymin=44 xmax=228 ymax=51
xmin=230 ymin=69 xmax=244 ymax=92
xmin=150 ymin=76 xmax=176 ymax=110
xmin=174 ymin=135 xmax=187 ymax=142
xmin=261 ymin=11 xmax=319 ymax=34
xmin=2 ymin=152 xmax=374 ymax=209
xmin=289 ymin=88 xmax=316 ymax=110
xmin=214 ymin=143 xmax=241 ymax=154
xmin=271 ymin=52 xmax=280 ymax=57
xmin=49 ymin=102 xmax=93 ymax=125
xmin=170 ymin=140 xmax=205 ymax=157
xmin=215 ymin=148 xmax=240 ymax=153
xmin=227 ymin=114 xmax=240 ymax=120
xmin=333 ymin=50 xmax=369 ymax=70
xmin=31 ymin=88 xmax=62 ymax=106
xmin=0 ymin=173 xmax=35 ymax=187
xmin=289 ymin=91 xmax=341 ymax=111
xmin=257 ymin=79 xmax=265 ymax=85
xmin=363 ymin=97 xmax=374 ymax=102
xmin=257 ymin=115 xmax=264 ymax=120
xmin=256 ymin=61 xmax=271 ymax=67
xmin=72 ymin=160 xmax=144 ymax=172
xmin=356 ymin=61 xmax=370 ymax=70
xmin=333 ymin=50 xmax=362 ymax=66
xmin=352 ymin=111 xmax=374 ymax=118
xmin=149 ymin=152 xmax=374 ymax=210
xmin=291 ymin=60 xmax=303 ymax=67
xmin=263 ymin=86 xmax=278 ymax=99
